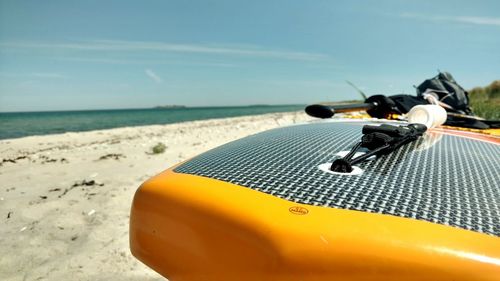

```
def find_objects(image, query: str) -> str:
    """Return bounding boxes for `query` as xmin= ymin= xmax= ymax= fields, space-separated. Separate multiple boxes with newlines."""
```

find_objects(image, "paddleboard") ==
xmin=130 ymin=119 xmax=500 ymax=281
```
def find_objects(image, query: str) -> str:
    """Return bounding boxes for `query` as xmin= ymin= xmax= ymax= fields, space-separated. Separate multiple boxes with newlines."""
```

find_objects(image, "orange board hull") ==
xmin=130 ymin=169 xmax=500 ymax=281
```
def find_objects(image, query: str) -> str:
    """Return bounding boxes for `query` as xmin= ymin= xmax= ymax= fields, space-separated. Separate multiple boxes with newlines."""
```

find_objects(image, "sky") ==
xmin=0 ymin=0 xmax=499 ymax=112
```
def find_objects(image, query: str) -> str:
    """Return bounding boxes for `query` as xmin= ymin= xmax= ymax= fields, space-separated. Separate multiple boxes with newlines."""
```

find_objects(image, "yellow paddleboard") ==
xmin=130 ymin=119 xmax=500 ymax=281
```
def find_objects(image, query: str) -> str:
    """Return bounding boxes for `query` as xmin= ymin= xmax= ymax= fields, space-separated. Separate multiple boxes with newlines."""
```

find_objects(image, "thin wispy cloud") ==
xmin=455 ymin=16 xmax=500 ymax=26
xmin=0 ymin=72 xmax=67 ymax=79
xmin=32 ymin=72 xmax=67 ymax=79
xmin=145 ymin=69 xmax=162 ymax=83
xmin=0 ymin=39 xmax=329 ymax=61
xmin=55 ymin=56 xmax=237 ymax=68
xmin=400 ymin=13 xmax=500 ymax=27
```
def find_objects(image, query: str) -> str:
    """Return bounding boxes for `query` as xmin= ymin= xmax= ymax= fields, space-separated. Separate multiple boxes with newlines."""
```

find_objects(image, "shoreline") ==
xmin=0 ymin=105 xmax=306 ymax=141
xmin=0 ymin=111 xmax=307 ymax=154
xmin=0 ymin=111 xmax=312 ymax=281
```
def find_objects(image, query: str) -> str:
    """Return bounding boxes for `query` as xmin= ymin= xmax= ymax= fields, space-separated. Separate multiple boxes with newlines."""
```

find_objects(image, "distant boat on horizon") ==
xmin=153 ymin=105 xmax=187 ymax=109
xmin=152 ymin=104 xmax=279 ymax=109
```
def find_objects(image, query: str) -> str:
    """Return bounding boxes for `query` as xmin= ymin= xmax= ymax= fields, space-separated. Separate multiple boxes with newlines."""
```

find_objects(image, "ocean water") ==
xmin=0 ymin=105 xmax=305 ymax=140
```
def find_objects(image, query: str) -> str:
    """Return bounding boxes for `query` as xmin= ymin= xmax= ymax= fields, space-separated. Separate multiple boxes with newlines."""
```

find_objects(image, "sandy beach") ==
xmin=0 ymin=111 xmax=312 ymax=281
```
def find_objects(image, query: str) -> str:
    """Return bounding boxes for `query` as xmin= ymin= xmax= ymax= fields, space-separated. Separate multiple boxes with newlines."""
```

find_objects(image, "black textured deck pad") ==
xmin=175 ymin=122 xmax=500 ymax=236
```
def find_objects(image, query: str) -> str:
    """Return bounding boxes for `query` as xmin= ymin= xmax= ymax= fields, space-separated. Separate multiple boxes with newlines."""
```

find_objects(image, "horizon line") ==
xmin=0 ymin=103 xmax=307 ymax=114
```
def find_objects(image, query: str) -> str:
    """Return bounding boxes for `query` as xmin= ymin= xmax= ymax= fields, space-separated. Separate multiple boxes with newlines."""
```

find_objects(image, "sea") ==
xmin=0 ymin=105 xmax=305 ymax=140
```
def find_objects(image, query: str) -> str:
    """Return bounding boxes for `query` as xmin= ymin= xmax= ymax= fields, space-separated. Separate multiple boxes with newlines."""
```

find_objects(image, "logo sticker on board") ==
xmin=289 ymin=206 xmax=309 ymax=215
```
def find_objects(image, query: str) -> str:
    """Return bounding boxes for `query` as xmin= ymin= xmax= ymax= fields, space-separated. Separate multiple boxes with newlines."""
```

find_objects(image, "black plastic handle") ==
xmin=305 ymin=103 xmax=375 ymax=119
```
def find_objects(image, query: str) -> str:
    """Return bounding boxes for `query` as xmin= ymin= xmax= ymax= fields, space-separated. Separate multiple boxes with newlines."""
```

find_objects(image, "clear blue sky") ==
xmin=0 ymin=0 xmax=499 ymax=112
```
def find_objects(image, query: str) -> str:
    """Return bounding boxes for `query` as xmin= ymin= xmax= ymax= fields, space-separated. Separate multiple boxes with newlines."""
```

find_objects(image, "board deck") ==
xmin=130 ymin=119 xmax=500 ymax=281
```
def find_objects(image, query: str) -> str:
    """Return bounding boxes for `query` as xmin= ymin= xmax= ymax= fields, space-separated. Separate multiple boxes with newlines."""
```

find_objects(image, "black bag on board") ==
xmin=365 ymin=72 xmax=499 ymax=129
xmin=415 ymin=72 xmax=473 ymax=115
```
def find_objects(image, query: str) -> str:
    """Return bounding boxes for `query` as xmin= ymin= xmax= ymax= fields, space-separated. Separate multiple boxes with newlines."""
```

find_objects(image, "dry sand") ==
xmin=0 ymin=111 xmax=313 ymax=281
